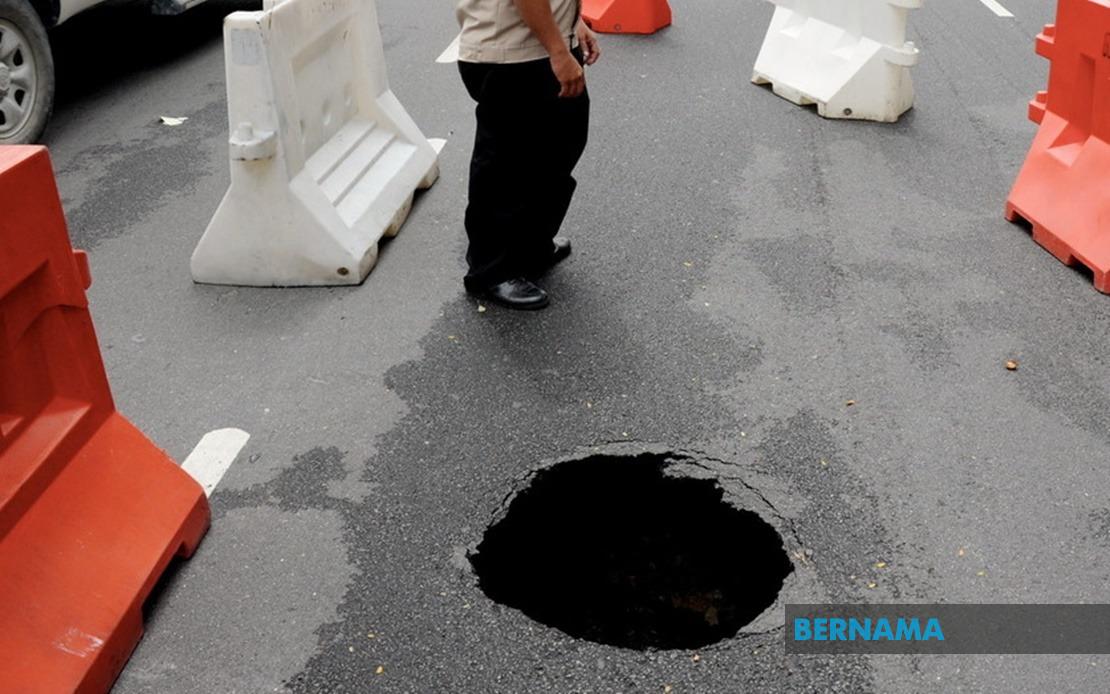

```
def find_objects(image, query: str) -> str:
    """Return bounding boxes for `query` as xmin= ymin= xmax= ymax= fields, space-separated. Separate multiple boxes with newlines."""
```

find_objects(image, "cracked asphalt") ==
xmin=31 ymin=0 xmax=1110 ymax=690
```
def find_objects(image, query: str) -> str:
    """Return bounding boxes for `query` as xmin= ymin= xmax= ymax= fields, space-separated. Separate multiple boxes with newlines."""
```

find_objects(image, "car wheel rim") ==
xmin=0 ymin=19 xmax=37 ymax=138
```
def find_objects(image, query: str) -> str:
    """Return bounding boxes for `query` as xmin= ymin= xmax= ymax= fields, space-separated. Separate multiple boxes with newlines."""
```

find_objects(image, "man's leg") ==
xmin=461 ymin=63 xmax=511 ymax=290
xmin=523 ymin=53 xmax=591 ymax=272
xmin=542 ymin=83 xmax=590 ymax=238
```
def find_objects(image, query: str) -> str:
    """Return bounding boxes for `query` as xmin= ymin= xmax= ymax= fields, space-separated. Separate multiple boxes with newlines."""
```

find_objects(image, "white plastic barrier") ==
xmin=751 ymin=0 xmax=922 ymax=123
xmin=191 ymin=0 xmax=441 ymax=286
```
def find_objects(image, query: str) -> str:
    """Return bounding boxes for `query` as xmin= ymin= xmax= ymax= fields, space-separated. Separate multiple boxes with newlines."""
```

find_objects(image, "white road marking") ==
xmin=429 ymin=137 xmax=448 ymax=154
xmin=181 ymin=428 xmax=250 ymax=497
xmin=437 ymin=34 xmax=461 ymax=64
xmin=978 ymin=0 xmax=1014 ymax=18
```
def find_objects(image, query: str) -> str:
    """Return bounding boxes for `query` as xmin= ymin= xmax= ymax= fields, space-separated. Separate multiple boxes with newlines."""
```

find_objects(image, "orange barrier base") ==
xmin=1005 ymin=108 xmax=1110 ymax=294
xmin=582 ymin=0 xmax=672 ymax=34
xmin=0 ymin=145 xmax=210 ymax=693
xmin=0 ymin=412 xmax=208 ymax=693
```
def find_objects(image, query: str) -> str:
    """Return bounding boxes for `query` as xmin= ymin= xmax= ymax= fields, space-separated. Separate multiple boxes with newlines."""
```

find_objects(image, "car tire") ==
xmin=0 ymin=0 xmax=54 ymax=144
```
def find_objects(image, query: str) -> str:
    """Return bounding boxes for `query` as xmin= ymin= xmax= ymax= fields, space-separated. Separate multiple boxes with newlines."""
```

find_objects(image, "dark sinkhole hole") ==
xmin=470 ymin=454 xmax=795 ymax=651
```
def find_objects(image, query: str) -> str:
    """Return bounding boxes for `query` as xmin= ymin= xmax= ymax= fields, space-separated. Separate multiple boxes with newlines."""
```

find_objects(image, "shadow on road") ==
xmin=49 ymin=0 xmax=257 ymax=110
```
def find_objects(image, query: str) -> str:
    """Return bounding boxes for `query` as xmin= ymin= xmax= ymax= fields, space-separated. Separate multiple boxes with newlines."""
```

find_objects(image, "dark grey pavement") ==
xmin=36 ymin=0 xmax=1110 ymax=690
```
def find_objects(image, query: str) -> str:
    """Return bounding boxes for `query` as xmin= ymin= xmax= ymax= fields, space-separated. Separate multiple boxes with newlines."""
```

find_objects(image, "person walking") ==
xmin=455 ymin=0 xmax=601 ymax=310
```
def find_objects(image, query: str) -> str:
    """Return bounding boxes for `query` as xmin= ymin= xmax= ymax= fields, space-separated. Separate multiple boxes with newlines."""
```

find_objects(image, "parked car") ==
xmin=0 ymin=0 xmax=204 ymax=144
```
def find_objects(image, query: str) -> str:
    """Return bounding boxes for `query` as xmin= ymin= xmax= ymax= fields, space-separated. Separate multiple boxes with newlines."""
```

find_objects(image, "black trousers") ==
xmin=459 ymin=50 xmax=590 ymax=290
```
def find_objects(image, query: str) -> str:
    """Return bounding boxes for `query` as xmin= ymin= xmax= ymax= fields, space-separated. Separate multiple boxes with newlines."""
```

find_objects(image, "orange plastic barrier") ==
xmin=0 ymin=146 xmax=210 ymax=693
xmin=582 ymin=0 xmax=672 ymax=34
xmin=1005 ymin=0 xmax=1110 ymax=293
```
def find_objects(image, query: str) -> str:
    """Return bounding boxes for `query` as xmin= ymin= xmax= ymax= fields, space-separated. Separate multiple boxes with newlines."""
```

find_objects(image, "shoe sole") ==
xmin=527 ymin=248 xmax=572 ymax=280
xmin=483 ymin=295 xmax=550 ymax=310
xmin=466 ymin=287 xmax=550 ymax=311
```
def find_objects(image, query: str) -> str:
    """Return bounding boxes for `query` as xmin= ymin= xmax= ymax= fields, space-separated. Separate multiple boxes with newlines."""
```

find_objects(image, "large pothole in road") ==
xmin=470 ymin=453 xmax=794 ymax=650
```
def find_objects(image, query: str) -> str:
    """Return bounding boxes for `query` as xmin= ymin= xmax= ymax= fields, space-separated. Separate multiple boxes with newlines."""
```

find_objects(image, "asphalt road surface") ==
xmin=38 ymin=0 xmax=1110 ymax=691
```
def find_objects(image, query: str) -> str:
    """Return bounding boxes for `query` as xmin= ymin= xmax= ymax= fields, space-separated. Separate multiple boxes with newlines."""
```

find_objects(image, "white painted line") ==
xmin=181 ymin=428 xmax=250 ymax=497
xmin=978 ymin=0 xmax=1014 ymax=18
xmin=429 ymin=137 xmax=448 ymax=154
xmin=437 ymin=34 xmax=461 ymax=64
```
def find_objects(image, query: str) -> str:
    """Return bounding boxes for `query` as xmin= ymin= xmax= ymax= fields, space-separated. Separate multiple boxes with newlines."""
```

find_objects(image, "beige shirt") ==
xmin=456 ymin=0 xmax=580 ymax=64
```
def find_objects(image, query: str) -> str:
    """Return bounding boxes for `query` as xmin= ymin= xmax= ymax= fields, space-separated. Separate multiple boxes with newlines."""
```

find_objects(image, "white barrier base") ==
xmin=751 ymin=5 xmax=919 ymax=123
xmin=192 ymin=129 xmax=440 ymax=288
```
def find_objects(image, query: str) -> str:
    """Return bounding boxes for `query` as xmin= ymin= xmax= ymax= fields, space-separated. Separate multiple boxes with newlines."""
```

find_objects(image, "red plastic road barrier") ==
xmin=0 ymin=146 xmax=209 ymax=693
xmin=1005 ymin=0 xmax=1110 ymax=293
xmin=582 ymin=0 xmax=672 ymax=34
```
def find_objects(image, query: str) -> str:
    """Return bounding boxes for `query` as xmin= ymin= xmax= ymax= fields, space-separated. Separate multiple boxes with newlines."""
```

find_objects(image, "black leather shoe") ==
xmin=551 ymin=237 xmax=572 ymax=266
xmin=476 ymin=277 xmax=549 ymax=310
xmin=528 ymin=237 xmax=572 ymax=278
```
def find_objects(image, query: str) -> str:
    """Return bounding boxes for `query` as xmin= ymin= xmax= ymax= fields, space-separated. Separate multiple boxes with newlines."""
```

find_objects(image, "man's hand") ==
xmin=551 ymin=49 xmax=586 ymax=98
xmin=576 ymin=21 xmax=601 ymax=66
xmin=511 ymin=0 xmax=587 ymax=98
